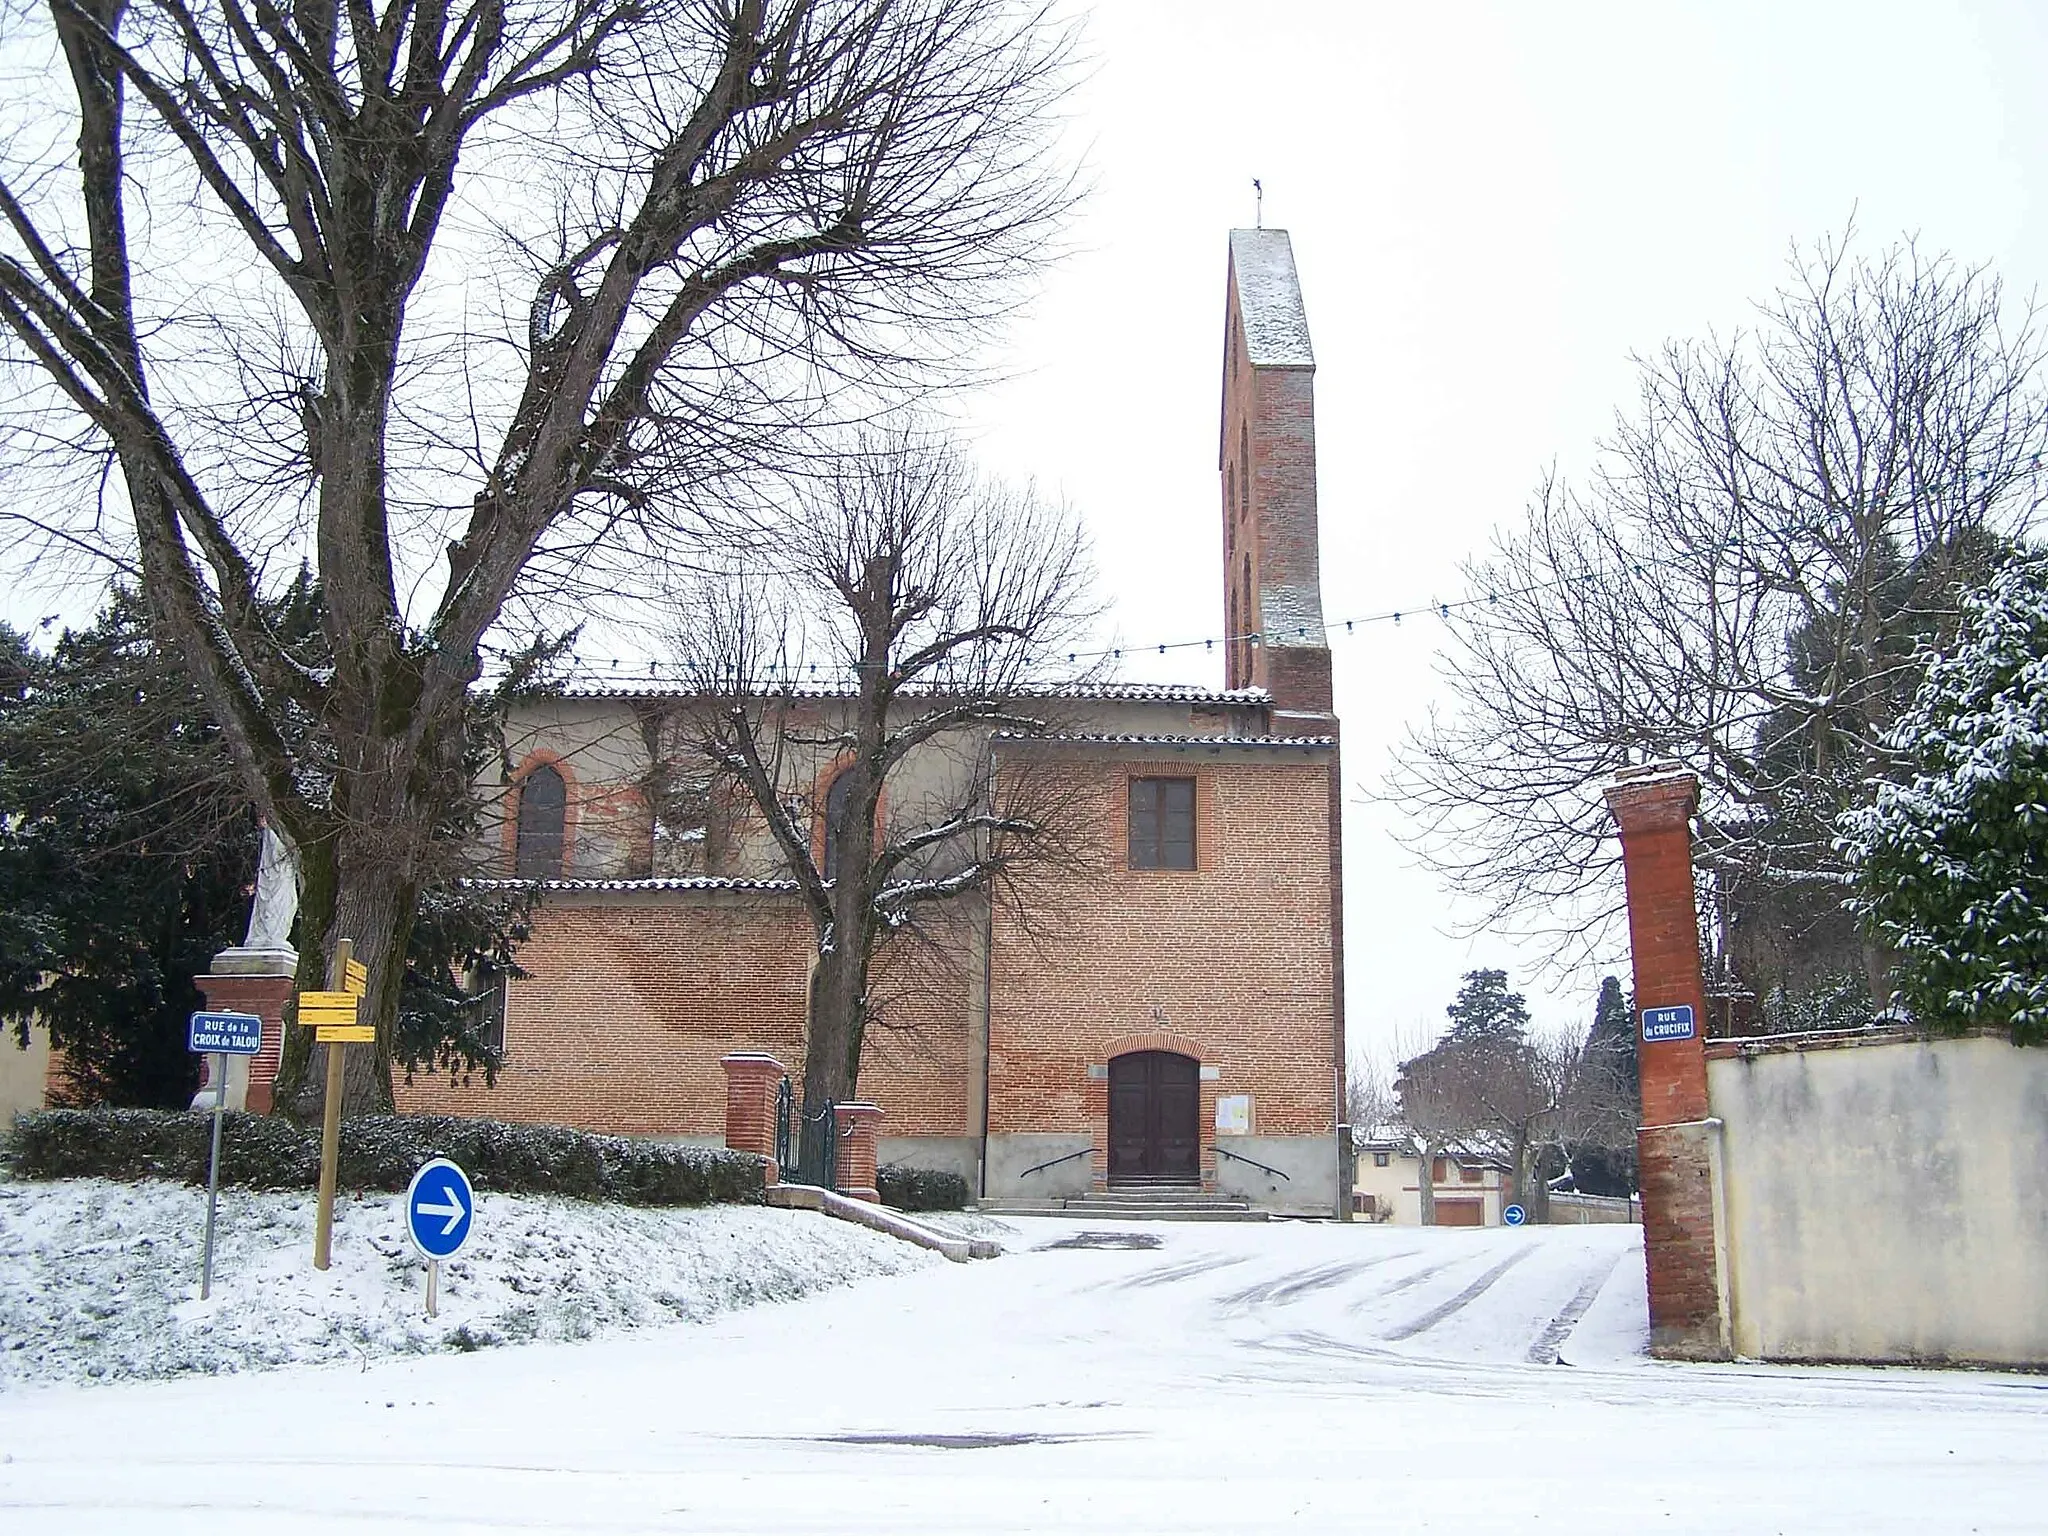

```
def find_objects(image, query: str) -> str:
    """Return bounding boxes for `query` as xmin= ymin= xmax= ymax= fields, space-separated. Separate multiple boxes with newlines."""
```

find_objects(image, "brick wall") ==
xmin=988 ymin=750 xmax=1339 ymax=1186
xmin=394 ymin=888 xmax=971 ymax=1137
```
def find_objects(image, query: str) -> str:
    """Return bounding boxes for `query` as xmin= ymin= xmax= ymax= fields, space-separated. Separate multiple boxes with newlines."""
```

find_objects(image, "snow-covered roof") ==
xmin=541 ymin=680 xmax=1270 ymax=706
xmin=1351 ymin=1126 xmax=1513 ymax=1168
xmin=992 ymin=731 xmax=1333 ymax=750
xmin=1230 ymin=229 xmax=1314 ymax=368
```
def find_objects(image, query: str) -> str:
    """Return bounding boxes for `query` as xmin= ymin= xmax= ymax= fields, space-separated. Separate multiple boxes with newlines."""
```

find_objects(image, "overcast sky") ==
xmin=10 ymin=1 xmax=2046 ymax=1062
xmin=951 ymin=0 xmax=2048 ymax=1058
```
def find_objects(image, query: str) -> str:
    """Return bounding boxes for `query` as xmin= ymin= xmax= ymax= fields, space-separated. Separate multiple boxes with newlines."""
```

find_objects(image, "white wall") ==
xmin=0 ymin=1025 xmax=51 ymax=1119
xmin=1710 ymin=1032 xmax=2048 ymax=1366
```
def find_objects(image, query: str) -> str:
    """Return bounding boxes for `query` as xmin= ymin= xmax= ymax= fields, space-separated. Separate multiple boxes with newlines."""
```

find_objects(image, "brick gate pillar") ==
xmin=834 ymin=1102 xmax=883 ymax=1203
xmin=194 ymin=951 xmax=297 ymax=1113
xmin=720 ymin=1053 xmax=786 ymax=1186
xmin=1603 ymin=765 xmax=1732 ymax=1361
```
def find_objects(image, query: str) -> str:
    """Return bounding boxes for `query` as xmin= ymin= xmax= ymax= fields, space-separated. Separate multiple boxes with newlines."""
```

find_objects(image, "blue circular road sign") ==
xmin=405 ymin=1158 xmax=475 ymax=1260
xmin=1503 ymin=1203 xmax=1528 ymax=1227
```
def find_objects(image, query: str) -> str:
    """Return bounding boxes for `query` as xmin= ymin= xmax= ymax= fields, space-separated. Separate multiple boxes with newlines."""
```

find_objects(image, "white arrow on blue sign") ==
xmin=404 ymin=1158 xmax=475 ymax=1261
xmin=188 ymin=1011 xmax=264 ymax=1055
xmin=1503 ymin=1203 xmax=1528 ymax=1227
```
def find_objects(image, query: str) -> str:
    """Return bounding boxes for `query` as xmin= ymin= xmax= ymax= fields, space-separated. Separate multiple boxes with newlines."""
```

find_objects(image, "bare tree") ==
xmin=1390 ymin=232 xmax=2048 ymax=992
xmin=0 ymin=0 xmax=1077 ymax=1113
xmin=665 ymin=433 xmax=1098 ymax=1116
xmin=1344 ymin=1044 xmax=1399 ymax=1138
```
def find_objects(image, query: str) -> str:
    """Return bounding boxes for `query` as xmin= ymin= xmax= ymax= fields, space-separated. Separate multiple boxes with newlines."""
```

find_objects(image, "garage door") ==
xmin=1434 ymin=1200 xmax=1484 ymax=1227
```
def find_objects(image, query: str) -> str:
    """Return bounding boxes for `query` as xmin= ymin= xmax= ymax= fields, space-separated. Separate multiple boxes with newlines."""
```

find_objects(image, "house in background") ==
xmin=390 ymin=230 xmax=1349 ymax=1215
xmin=1351 ymin=1127 xmax=1512 ymax=1226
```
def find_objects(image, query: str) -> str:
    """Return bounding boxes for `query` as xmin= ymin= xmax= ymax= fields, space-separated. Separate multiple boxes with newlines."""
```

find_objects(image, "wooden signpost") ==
xmin=307 ymin=940 xmax=366 ymax=1271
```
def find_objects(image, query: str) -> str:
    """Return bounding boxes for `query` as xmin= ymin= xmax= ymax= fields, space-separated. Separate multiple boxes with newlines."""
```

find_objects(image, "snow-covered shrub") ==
xmin=875 ymin=1163 xmax=969 ymax=1211
xmin=1839 ymin=552 xmax=2048 ymax=1043
xmin=7 ymin=1108 xmax=764 ymax=1205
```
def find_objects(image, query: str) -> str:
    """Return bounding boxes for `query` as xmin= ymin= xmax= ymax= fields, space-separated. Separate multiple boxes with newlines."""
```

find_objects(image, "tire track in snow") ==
xmin=1524 ymin=1249 xmax=1628 ymax=1365
xmin=1087 ymin=1252 xmax=1253 ymax=1294
xmin=1347 ymin=1256 xmax=1457 ymax=1312
xmin=1381 ymin=1248 xmax=1532 ymax=1341
xmin=1214 ymin=1254 xmax=1413 ymax=1315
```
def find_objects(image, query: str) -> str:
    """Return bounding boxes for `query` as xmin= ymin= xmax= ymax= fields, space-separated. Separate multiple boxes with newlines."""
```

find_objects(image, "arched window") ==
xmin=515 ymin=763 xmax=566 ymax=879
xmin=822 ymin=768 xmax=854 ymax=884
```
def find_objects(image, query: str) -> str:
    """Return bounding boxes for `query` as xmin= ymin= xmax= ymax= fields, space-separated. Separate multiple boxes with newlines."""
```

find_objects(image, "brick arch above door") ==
xmin=1100 ymin=1029 xmax=1207 ymax=1065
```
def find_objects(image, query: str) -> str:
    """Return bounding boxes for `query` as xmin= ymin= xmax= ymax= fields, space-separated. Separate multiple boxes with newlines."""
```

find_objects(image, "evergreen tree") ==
xmin=1443 ymin=968 xmax=1533 ymax=1044
xmin=0 ymin=599 xmax=257 ymax=1106
xmin=1568 ymin=976 xmax=1639 ymax=1196
xmin=0 ymin=590 xmax=537 ymax=1107
xmin=1840 ymin=551 xmax=2048 ymax=1042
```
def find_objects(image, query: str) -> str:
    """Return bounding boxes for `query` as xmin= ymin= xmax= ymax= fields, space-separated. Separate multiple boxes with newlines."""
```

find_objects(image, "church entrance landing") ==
xmin=1107 ymin=1051 xmax=1200 ymax=1185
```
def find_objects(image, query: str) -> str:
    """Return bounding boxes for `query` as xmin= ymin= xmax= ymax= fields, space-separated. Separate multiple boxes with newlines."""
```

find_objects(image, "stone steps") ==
xmin=981 ymin=1187 xmax=1270 ymax=1222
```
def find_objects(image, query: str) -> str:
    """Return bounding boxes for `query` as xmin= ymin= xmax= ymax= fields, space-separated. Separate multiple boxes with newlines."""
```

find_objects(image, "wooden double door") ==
xmin=1108 ymin=1051 xmax=1200 ymax=1184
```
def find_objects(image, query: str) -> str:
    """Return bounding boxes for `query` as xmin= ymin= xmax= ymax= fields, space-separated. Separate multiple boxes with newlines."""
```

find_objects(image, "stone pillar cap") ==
xmin=720 ymin=1052 xmax=787 ymax=1070
xmin=835 ymin=1101 xmax=883 ymax=1117
xmin=207 ymin=946 xmax=299 ymax=976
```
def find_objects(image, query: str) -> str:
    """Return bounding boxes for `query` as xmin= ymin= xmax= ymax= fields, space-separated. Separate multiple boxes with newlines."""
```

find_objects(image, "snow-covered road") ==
xmin=3 ymin=1216 xmax=2043 ymax=1533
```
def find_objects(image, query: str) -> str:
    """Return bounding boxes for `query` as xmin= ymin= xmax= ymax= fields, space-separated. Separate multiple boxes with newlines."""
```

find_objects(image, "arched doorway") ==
xmin=1108 ymin=1051 xmax=1200 ymax=1185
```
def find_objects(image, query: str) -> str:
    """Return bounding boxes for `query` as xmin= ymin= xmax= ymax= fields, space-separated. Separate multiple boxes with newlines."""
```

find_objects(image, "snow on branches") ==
xmin=1839 ymin=553 xmax=2048 ymax=1042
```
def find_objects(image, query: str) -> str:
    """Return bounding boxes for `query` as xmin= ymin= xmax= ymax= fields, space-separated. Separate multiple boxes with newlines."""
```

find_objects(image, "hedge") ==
xmin=5 ymin=1108 xmax=764 ymax=1207
xmin=875 ymin=1162 xmax=970 ymax=1212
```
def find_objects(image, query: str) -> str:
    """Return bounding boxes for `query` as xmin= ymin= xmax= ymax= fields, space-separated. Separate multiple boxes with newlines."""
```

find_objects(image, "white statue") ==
xmin=245 ymin=822 xmax=302 ymax=952
xmin=195 ymin=821 xmax=302 ymax=1111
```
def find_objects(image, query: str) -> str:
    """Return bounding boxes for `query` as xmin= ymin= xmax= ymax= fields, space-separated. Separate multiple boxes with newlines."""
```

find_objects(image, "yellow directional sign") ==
xmin=315 ymin=1024 xmax=376 ymax=1043
xmin=343 ymin=959 xmax=368 ymax=997
xmin=298 ymin=991 xmax=358 ymax=1012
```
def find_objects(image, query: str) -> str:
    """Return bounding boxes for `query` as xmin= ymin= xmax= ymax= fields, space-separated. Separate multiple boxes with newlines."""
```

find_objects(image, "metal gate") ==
xmin=774 ymin=1077 xmax=838 ymax=1190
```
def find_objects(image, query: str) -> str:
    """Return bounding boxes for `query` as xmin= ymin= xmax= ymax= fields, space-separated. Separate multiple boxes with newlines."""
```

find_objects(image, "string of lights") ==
xmin=486 ymin=569 xmax=1589 ymax=685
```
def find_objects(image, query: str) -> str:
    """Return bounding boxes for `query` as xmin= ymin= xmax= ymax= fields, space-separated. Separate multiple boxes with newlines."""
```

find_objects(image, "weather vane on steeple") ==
xmin=1253 ymin=178 xmax=1263 ymax=229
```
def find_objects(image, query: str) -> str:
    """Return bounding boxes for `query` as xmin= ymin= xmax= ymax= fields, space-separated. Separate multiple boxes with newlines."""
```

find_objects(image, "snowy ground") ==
xmin=0 ymin=1179 xmax=942 ymax=1385
xmin=3 ymin=1210 xmax=2045 ymax=1532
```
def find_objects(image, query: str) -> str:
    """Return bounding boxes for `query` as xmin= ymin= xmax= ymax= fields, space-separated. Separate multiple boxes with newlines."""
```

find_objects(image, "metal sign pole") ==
xmin=201 ymin=1050 xmax=227 ymax=1299
xmin=312 ymin=938 xmax=353 ymax=1271
xmin=426 ymin=1258 xmax=439 ymax=1319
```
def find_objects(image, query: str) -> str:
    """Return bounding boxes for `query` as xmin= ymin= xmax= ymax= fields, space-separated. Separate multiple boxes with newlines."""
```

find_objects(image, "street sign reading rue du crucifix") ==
xmin=1640 ymin=1004 xmax=1697 ymax=1043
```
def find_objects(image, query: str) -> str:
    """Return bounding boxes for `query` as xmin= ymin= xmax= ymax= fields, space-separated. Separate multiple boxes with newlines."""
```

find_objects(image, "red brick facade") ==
xmin=988 ymin=748 xmax=1339 ymax=1189
xmin=390 ymin=231 xmax=1346 ymax=1213
xmin=396 ymin=891 xmax=971 ymax=1138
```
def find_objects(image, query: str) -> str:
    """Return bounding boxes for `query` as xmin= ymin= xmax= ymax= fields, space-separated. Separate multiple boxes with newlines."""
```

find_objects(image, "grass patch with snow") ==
xmin=0 ymin=1177 xmax=942 ymax=1388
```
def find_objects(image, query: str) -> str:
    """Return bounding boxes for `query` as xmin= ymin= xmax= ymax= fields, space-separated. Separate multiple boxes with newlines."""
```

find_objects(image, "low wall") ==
xmin=1708 ymin=1030 xmax=2048 ymax=1366
xmin=984 ymin=1133 xmax=1094 ymax=1199
xmin=1547 ymin=1192 xmax=1641 ymax=1225
xmin=877 ymin=1135 xmax=979 ymax=1185
xmin=1213 ymin=1135 xmax=1338 ymax=1216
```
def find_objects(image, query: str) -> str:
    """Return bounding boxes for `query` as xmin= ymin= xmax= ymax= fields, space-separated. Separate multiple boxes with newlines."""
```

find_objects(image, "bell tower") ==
xmin=1220 ymin=228 xmax=1333 ymax=724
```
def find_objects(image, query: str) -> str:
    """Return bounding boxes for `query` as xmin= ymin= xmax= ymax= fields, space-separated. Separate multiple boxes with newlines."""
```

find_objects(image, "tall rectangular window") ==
xmin=1128 ymin=776 xmax=1196 ymax=870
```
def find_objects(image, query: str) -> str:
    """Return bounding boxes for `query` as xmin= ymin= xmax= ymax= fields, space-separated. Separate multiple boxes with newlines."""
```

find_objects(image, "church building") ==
xmin=396 ymin=230 xmax=1348 ymax=1214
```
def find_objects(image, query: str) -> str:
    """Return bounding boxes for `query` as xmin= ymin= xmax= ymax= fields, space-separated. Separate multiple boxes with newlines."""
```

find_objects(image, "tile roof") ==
xmin=992 ymin=732 xmax=1334 ymax=749
xmin=462 ymin=875 xmax=798 ymax=893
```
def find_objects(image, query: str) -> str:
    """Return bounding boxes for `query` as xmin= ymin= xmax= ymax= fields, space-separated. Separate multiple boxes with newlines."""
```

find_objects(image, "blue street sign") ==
xmin=188 ymin=1011 xmax=264 ymax=1056
xmin=405 ymin=1158 xmax=475 ymax=1261
xmin=1640 ymin=1004 xmax=1697 ymax=1043
xmin=1503 ymin=1203 xmax=1528 ymax=1227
